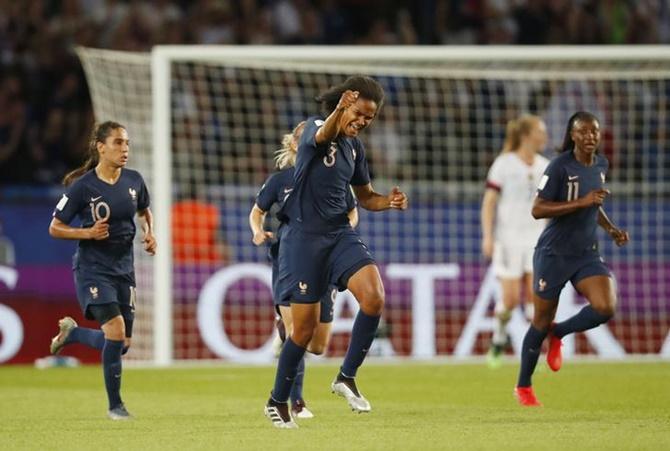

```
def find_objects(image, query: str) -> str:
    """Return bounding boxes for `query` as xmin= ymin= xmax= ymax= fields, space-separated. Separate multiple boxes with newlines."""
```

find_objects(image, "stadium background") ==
xmin=1 ymin=0 xmax=669 ymax=365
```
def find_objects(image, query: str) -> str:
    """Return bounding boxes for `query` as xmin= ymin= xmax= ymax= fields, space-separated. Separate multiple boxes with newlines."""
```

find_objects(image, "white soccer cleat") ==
xmin=107 ymin=404 xmax=133 ymax=420
xmin=50 ymin=316 xmax=78 ymax=355
xmin=331 ymin=375 xmax=371 ymax=413
xmin=291 ymin=400 xmax=314 ymax=419
xmin=264 ymin=399 xmax=298 ymax=429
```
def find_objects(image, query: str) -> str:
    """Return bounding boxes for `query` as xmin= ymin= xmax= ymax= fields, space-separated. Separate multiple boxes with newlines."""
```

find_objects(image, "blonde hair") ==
xmin=501 ymin=114 xmax=542 ymax=153
xmin=274 ymin=121 xmax=305 ymax=169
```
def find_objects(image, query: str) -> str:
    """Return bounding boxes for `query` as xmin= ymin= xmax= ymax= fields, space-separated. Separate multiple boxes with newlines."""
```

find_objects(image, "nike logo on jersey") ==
xmin=90 ymin=196 xmax=102 ymax=202
xmin=568 ymin=175 xmax=579 ymax=181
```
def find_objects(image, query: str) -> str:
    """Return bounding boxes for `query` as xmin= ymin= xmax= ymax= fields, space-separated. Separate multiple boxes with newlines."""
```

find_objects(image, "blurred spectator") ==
xmin=0 ymin=0 xmax=668 ymax=185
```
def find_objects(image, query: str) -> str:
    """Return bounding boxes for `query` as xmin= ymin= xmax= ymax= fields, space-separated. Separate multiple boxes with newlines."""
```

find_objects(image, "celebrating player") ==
xmin=249 ymin=121 xmax=358 ymax=420
xmin=481 ymin=115 xmax=549 ymax=367
xmin=48 ymin=121 xmax=156 ymax=420
xmin=263 ymin=75 xmax=408 ymax=428
xmin=515 ymin=112 xmax=629 ymax=406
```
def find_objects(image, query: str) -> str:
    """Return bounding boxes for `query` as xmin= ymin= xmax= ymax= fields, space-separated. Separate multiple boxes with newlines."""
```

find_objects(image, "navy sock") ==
xmin=65 ymin=327 xmax=105 ymax=350
xmin=289 ymin=358 xmax=305 ymax=404
xmin=341 ymin=310 xmax=381 ymax=378
xmin=102 ymin=339 xmax=124 ymax=410
xmin=271 ymin=338 xmax=306 ymax=403
xmin=553 ymin=305 xmax=612 ymax=339
xmin=517 ymin=326 xmax=548 ymax=387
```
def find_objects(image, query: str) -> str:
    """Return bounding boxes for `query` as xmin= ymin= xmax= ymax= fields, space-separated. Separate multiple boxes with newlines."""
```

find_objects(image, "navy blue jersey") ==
xmin=280 ymin=116 xmax=370 ymax=232
xmin=53 ymin=168 xmax=150 ymax=277
xmin=535 ymin=151 xmax=609 ymax=255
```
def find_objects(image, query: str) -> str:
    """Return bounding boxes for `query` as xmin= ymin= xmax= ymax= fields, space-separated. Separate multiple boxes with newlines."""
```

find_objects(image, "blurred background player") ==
xmin=48 ymin=121 xmax=156 ymax=419
xmin=264 ymin=76 xmax=408 ymax=428
xmin=249 ymin=121 xmax=358 ymax=420
xmin=515 ymin=111 xmax=629 ymax=406
xmin=481 ymin=115 xmax=549 ymax=367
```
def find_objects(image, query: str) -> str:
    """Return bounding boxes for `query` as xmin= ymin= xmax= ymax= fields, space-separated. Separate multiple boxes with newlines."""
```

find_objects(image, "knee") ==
xmin=308 ymin=342 xmax=326 ymax=355
xmin=103 ymin=317 xmax=125 ymax=341
xmin=291 ymin=322 xmax=316 ymax=348
xmin=531 ymin=311 xmax=554 ymax=332
xmin=592 ymin=303 xmax=615 ymax=319
xmin=359 ymin=287 xmax=385 ymax=316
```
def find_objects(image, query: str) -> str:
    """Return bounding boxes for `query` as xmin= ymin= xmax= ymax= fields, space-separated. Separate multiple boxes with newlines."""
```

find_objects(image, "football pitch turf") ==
xmin=1 ymin=361 xmax=668 ymax=450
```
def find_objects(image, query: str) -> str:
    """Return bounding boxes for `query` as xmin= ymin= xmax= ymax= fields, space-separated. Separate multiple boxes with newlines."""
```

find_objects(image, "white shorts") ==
xmin=492 ymin=243 xmax=534 ymax=279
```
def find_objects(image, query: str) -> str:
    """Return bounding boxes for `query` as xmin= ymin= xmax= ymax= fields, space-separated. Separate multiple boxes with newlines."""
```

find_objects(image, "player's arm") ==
xmin=137 ymin=207 xmax=157 ymax=255
xmin=315 ymin=90 xmax=359 ymax=144
xmin=249 ymin=204 xmax=274 ymax=246
xmin=532 ymin=189 xmax=610 ymax=219
xmin=49 ymin=217 xmax=109 ymax=240
xmin=353 ymin=183 xmax=408 ymax=212
xmin=597 ymin=207 xmax=629 ymax=246
xmin=480 ymin=188 xmax=498 ymax=259
xmin=347 ymin=207 xmax=359 ymax=228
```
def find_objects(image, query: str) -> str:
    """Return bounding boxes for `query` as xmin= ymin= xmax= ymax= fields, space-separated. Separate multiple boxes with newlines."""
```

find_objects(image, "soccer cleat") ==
xmin=264 ymin=398 xmax=298 ymax=429
xmin=108 ymin=404 xmax=133 ymax=420
xmin=514 ymin=386 xmax=542 ymax=407
xmin=331 ymin=373 xmax=371 ymax=413
xmin=291 ymin=399 xmax=314 ymax=419
xmin=486 ymin=344 xmax=504 ymax=369
xmin=546 ymin=326 xmax=563 ymax=372
xmin=50 ymin=316 xmax=78 ymax=355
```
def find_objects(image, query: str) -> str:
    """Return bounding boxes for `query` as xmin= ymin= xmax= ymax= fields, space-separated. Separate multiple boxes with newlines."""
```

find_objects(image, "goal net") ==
xmin=77 ymin=46 xmax=670 ymax=364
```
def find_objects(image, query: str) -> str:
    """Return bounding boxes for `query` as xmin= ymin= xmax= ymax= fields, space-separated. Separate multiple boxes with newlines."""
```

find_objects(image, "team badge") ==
xmin=129 ymin=188 xmax=137 ymax=201
xmin=298 ymin=281 xmax=308 ymax=295
xmin=600 ymin=172 xmax=606 ymax=183
xmin=90 ymin=286 xmax=99 ymax=299
xmin=538 ymin=279 xmax=547 ymax=292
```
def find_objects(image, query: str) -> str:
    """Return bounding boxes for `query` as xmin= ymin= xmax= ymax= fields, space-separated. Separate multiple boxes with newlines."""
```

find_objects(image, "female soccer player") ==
xmin=48 ymin=121 xmax=156 ymax=420
xmin=481 ymin=115 xmax=549 ymax=367
xmin=263 ymin=76 xmax=408 ymax=428
xmin=249 ymin=121 xmax=358 ymax=420
xmin=515 ymin=112 xmax=629 ymax=406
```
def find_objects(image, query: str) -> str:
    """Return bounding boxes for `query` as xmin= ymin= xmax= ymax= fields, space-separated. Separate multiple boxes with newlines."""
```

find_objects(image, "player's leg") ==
xmin=488 ymin=244 xmax=524 ymax=367
xmin=50 ymin=316 xmax=105 ymax=354
xmin=89 ymin=303 xmax=129 ymax=419
xmin=553 ymin=275 xmax=615 ymax=339
xmin=307 ymin=286 xmax=336 ymax=355
xmin=545 ymin=259 xmax=613 ymax=372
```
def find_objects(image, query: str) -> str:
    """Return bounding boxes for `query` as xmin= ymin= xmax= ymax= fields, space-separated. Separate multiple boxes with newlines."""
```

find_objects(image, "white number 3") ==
xmin=323 ymin=144 xmax=337 ymax=167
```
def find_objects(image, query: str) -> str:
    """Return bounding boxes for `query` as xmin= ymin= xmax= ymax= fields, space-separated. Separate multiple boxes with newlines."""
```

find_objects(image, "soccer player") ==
xmin=481 ymin=115 xmax=549 ymax=367
xmin=249 ymin=121 xmax=358 ymax=420
xmin=48 ymin=121 xmax=156 ymax=420
xmin=515 ymin=112 xmax=629 ymax=406
xmin=263 ymin=76 xmax=408 ymax=428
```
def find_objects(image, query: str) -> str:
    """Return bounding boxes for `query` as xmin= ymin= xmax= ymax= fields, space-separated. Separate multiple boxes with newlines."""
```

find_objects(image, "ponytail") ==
xmin=62 ymin=121 xmax=125 ymax=186
xmin=501 ymin=119 xmax=521 ymax=153
xmin=274 ymin=121 xmax=305 ymax=169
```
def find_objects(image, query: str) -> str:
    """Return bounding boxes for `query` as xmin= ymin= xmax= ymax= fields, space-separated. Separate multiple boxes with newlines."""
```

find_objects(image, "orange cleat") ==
xmin=514 ymin=386 xmax=542 ymax=407
xmin=546 ymin=326 xmax=563 ymax=372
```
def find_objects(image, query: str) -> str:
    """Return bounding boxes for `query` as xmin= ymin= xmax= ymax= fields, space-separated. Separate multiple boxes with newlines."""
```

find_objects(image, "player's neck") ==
xmin=572 ymin=148 xmax=595 ymax=166
xmin=95 ymin=164 xmax=122 ymax=185
xmin=516 ymin=146 xmax=535 ymax=165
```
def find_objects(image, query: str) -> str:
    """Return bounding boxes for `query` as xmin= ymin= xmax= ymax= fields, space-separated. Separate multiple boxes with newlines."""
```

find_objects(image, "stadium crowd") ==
xmin=1 ymin=0 xmax=669 ymax=184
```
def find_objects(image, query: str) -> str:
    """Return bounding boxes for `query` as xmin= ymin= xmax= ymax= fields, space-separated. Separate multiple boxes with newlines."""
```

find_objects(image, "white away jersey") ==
xmin=485 ymin=152 xmax=549 ymax=247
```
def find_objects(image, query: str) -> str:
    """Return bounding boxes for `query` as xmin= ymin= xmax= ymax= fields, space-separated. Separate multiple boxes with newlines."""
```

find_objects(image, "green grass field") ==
xmin=1 ymin=360 xmax=669 ymax=450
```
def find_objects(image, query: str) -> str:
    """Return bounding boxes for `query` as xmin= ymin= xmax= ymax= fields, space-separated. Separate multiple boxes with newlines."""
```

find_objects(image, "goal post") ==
xmin=77 ymin=45 xmax=670 ymax=365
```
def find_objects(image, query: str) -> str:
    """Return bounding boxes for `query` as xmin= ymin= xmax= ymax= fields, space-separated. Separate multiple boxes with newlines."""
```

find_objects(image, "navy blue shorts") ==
xmin=277 ymin=225 xmax=375 ymax=304
xmin=272 ymin=253 xmax=337 ymax=323
xmin=533 ymin=248 xmax=611 ymax=300
xmin=74 ymin=269 xmax=136 ymax=333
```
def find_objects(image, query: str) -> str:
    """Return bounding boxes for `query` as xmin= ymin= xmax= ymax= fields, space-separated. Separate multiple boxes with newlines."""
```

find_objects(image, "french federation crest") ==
xmin=600 ymin=172 xmax=606 ymax=183
xmin=129 ymin=188 xmax=137 ymax=200
xmin=89 ymin=286 xmax=99 ymax=299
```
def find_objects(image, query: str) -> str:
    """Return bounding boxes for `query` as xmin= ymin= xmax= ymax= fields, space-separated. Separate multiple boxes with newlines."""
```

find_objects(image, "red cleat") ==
xmin=546 ymin=327 xmax=563 ymax=372
xmin=514 ymin=386 xmax=542 ymax=407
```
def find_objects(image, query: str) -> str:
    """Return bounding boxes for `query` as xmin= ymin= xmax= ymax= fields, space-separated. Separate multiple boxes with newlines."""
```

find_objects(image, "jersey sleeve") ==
xmin=53 ymin=180 xmax=86 ymax=224
xmin=255 ymin=173 xmax=279 ymax=212
xmin=137 ymin=173 xmax=151 ymax=210
xmin=485 ymin=156 xmax=504 ymax=192
xmin=536 ymin=157 xmax=564 ymax=201
xmin=350 ymin=139 xmax=371 ymax=186
xmin=300 ymin=117 xmax=329 ymax=154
